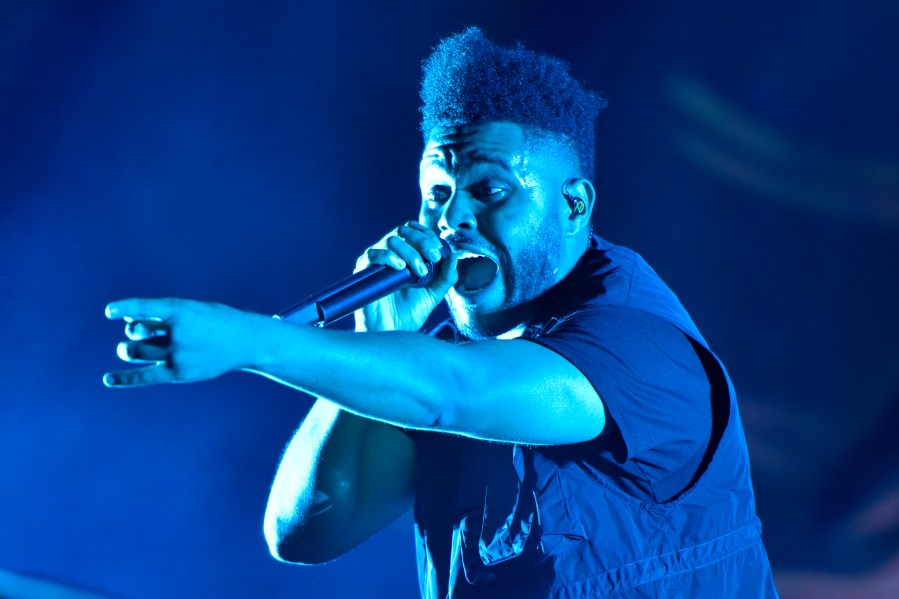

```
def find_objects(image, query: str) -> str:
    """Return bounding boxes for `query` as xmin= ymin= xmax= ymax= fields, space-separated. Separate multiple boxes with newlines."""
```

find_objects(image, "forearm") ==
xmin=265 ymin=385 xmax=418 ymax=564
xmin=246 ymin=315 xmax=457 ymax=431
xmin=264 ymin=399 xmax=367 ymax=562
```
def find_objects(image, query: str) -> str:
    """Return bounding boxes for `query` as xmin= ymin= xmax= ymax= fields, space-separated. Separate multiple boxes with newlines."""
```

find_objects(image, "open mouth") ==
xmin=455 ymin=252 xmax=499 ymax=293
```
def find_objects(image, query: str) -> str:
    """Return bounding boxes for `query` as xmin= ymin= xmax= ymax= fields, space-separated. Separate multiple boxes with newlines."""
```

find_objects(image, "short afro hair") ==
xmin=420 ymin=27 xmax=607 ymax=179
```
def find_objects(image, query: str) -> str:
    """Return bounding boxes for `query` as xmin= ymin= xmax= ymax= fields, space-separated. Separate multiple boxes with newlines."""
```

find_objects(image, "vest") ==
xmin=413 ymin=236 xmax=778 ymax=598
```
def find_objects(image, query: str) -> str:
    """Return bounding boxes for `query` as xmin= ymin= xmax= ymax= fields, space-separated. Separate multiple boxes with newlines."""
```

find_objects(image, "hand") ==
xmin=103 ymin=298 xmax=265 ymax=387
xmin=354 ymin=221 xmax=457 ymax=332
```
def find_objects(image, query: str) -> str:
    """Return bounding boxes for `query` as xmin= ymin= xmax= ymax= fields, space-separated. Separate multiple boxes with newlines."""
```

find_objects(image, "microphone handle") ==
xmin=276 ymin=266 xmax=395 ymax=325
xmin=276 ymin=238 xmax=450 ymax=326
xmin=316 ymin=265 xmax=413 ymax=325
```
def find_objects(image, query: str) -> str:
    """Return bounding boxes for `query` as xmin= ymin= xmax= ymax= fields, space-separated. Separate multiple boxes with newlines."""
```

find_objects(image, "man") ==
xmin=106 ymin=28 xmax=777 ymax=597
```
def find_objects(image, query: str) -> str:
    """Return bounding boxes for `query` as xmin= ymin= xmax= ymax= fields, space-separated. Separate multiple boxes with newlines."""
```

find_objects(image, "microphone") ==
xmin=275 ymin=238 xmax=452 ymax=326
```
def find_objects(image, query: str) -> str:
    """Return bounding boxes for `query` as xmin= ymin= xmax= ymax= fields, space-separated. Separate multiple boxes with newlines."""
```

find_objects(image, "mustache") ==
xmin=442 ymin=232 xmax=495 ymax=253
xmin=442 ymin=233 xmax=507 ymax=271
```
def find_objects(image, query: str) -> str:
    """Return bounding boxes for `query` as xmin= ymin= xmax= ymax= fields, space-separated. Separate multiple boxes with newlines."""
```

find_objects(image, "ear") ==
xmin=561 ymin=177 xmax=596 ymax=237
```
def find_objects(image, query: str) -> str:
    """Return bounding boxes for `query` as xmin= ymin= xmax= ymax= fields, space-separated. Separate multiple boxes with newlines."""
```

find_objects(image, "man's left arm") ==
xmin=105 ymin=298 xmax=604 ymax=445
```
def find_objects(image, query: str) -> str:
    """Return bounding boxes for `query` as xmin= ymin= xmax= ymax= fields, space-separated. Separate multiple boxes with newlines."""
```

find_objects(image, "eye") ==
xmin=425 ymin=185 xmax=452 ymax=205
xmin=473 ymin=185 xmax=507 ymax=201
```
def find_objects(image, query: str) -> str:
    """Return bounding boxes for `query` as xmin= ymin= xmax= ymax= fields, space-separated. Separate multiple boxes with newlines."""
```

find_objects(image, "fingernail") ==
xmin=103 ymin=373 xmax=118 ymax=387
xmin=430 ymin=248 xmax=442 ymax=262
xmin=105 ymin=304 xmax=117 ymax=318
xmin=416 ymin=259 xmax=428 ymax=276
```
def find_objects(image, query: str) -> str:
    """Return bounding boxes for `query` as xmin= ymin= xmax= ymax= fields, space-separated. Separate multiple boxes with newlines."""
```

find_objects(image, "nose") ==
xmin=437 ymin=192 xmax=477 ymax=236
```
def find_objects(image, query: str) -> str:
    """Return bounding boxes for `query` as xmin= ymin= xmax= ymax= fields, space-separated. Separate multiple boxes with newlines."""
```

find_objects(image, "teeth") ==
xmin=456 ymin=250 xmax=488 ymax=260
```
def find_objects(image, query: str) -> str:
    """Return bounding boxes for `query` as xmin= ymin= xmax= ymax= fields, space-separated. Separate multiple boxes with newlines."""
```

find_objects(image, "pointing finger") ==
xmin=105 ymin=298 xmax=176 ymax=322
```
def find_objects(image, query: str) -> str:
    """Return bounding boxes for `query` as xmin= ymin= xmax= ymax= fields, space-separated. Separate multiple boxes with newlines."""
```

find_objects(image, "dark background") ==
xmin=2 ymin=1 xmax=898 ymax=597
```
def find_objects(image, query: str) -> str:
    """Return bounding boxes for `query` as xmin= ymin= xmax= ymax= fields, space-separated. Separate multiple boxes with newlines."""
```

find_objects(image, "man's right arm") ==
xmin=263 ymin=399 xmax=416 ymax=564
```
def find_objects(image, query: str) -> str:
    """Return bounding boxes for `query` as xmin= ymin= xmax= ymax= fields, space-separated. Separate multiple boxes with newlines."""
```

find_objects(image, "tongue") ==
xmin=457 ymin=257 xmax=498 ymax=291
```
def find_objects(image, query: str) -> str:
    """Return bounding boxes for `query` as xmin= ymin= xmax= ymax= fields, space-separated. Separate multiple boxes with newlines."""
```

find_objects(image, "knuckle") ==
xmin=401 ymin=224 xmax=423 ymax=239
xmin=372 ymin=235 xmax=390 ymax=250
xmin=366 ymin=248 xmax=388 ymax=262
xmin=137 ymin=368 xmax=156 ymax=385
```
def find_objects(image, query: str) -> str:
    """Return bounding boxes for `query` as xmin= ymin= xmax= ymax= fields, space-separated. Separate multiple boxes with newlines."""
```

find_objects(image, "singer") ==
xmin=105 ymin=28 xmax=777 ymax=598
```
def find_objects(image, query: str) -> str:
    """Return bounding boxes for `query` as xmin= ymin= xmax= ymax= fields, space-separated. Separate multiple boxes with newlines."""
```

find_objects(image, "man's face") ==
xmin=419 ymin=122 xmax=571 ymax=338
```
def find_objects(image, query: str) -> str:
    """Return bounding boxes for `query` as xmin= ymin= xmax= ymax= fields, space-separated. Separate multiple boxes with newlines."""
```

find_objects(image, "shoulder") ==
xmin=527 ymin=304 xmax=714 ymax=496
xmin=528 ymin=304 xmax=703 ymax=386
xmin=546 ymin=235 xmax=709 ymax=348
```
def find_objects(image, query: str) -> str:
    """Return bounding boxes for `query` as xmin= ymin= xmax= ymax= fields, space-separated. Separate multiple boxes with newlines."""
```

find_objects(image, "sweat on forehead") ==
xmin=419 ymin=27 xmax=607 ymax=180
xmin=423 ymin=123 xmax=580 ymax=176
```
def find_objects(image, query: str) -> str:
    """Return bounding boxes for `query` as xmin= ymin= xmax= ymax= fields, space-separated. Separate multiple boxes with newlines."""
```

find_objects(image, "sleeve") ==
xmin=523 ymin=305 xmax=712 ymax=503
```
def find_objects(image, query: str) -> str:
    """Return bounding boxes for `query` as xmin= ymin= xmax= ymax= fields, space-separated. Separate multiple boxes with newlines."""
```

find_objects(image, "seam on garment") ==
xmin=622 ymin=251 xmax=636 ymax=307
xmin=551 ymin=518 xmax=762 ymax=595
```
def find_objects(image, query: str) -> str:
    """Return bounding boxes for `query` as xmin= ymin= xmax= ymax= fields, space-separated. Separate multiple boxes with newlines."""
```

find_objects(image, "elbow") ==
xmin=263 ymin=488 xmax=324 ymax=564
xmin=264 ymin=520 xmax=330 ymax=565
xmin=267 ymin=535 xmax=303 ymax=564
xmin=264 ymin=514 xmax=344 ymax=565
xmin=264 ymin=515 xmax=301 ymax=563
xmin=267 ymin=536 xmax=327 ymax=566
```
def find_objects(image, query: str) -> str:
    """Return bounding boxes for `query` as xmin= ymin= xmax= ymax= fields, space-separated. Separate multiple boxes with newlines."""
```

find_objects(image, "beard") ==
xmin=448 ymin=215 xmax=563 ymax=340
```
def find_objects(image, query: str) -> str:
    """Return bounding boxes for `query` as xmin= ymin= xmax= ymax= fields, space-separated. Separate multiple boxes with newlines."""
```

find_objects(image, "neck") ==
xmin=459 ymin=298 xmax=543 ymax=340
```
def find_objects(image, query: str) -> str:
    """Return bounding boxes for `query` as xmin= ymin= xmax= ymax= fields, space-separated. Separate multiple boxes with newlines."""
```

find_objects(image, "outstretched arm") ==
xmin=104 ymin=221 xmax=604 ymax=444
xmin=104 ymin=297 xmax=603 ymax=444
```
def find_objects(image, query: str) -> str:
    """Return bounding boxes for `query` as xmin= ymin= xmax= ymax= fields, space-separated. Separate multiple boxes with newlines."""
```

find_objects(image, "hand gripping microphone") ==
xmin=276 ymin=238 xmax=452 ymax=326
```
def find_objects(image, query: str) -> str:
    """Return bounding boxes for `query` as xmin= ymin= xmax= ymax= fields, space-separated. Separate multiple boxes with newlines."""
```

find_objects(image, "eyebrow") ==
xmin=422 ymin=150 xmax=514 ymax=175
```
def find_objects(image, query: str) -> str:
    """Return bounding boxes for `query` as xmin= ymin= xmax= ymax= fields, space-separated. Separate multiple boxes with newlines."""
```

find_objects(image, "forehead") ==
xmin=420 ymin=122 xmax=527 ymax=174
